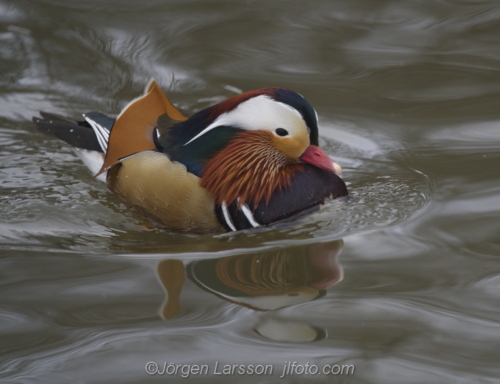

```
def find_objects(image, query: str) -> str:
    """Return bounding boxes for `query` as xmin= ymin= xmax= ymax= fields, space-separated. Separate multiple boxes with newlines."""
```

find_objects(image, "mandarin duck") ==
xmin=33 ymin=80 xmax=347 ymax=235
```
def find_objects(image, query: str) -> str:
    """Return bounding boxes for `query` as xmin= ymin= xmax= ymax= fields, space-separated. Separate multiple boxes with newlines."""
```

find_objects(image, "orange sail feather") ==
xmin=96 ymin=79 xmax=188 ymax=176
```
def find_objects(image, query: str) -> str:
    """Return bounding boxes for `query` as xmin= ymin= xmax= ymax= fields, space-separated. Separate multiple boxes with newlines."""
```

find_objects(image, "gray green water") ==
xmin=1 ymin=1 xmax=500 ymax=383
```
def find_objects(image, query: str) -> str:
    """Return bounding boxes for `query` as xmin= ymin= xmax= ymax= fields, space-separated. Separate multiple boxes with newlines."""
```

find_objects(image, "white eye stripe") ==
xmin=184 ymin=95 xmax=306 ymax=146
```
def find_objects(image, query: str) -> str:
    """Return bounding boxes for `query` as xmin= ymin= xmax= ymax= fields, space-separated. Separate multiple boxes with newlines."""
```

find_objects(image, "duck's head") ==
xmin=166 ymin=88 xmax=342 ymax=207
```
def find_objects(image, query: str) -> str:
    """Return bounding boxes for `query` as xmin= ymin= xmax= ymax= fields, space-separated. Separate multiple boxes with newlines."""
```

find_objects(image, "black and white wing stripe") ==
xmin=34 ymin=111 xmax=116 ymax=182
xmin=83 ymin=112 xmax=112 ymax=153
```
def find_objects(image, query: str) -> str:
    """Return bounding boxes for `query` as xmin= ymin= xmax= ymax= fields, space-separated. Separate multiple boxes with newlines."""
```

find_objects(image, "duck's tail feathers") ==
xmin=33 ymin=111 xmax=115 ymax=153
xmin=33 ymin=111 xmax=115 ymax=182
xmin=33 ymin=79 xmax=188 ymax=179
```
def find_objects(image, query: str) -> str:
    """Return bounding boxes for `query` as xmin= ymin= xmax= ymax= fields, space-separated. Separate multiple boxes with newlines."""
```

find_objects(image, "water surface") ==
xmin=1 ymin=0 xmax=500 ymax=383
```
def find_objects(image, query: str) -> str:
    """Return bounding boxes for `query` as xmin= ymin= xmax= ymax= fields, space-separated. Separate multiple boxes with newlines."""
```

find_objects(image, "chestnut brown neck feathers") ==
xmin=200 ymin=131 xmax=304 ymax=207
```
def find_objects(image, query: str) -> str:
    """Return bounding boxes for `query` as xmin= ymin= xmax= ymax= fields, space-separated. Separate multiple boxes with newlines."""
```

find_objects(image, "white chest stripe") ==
xmin=221 ymin=201 xmax=237 ymax=231
xmin=241 ymin=203 xmax=261 ymax=228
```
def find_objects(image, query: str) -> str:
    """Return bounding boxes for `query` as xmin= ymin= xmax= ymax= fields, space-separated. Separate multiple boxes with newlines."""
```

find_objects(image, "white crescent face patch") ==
xmin=183 ymin=95 xmax=310 ymax=145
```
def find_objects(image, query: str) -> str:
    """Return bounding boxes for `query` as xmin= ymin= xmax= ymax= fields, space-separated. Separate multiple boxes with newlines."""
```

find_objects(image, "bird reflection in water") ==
xmin=156 ymin=239 xmax=344 ymax=342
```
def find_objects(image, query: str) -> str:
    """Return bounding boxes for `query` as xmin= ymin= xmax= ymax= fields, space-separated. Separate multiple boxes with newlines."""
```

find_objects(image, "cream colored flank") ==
xmin=107 ymin=151 xmax=225 ymax=235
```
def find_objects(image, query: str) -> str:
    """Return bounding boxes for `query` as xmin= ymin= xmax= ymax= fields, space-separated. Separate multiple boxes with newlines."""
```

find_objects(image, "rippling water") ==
xmin=1 ymin=0 xmax=500 ymax=383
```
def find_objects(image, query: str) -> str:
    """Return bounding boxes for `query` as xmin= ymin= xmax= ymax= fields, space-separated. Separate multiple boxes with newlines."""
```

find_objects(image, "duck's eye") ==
xmin=275 ymin=128 xmax=289 ymax=137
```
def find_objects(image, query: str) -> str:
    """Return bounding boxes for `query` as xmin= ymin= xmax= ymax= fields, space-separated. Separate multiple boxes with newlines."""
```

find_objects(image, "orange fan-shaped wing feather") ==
xmin=96 ymin=79 xmax=188 ymax=176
